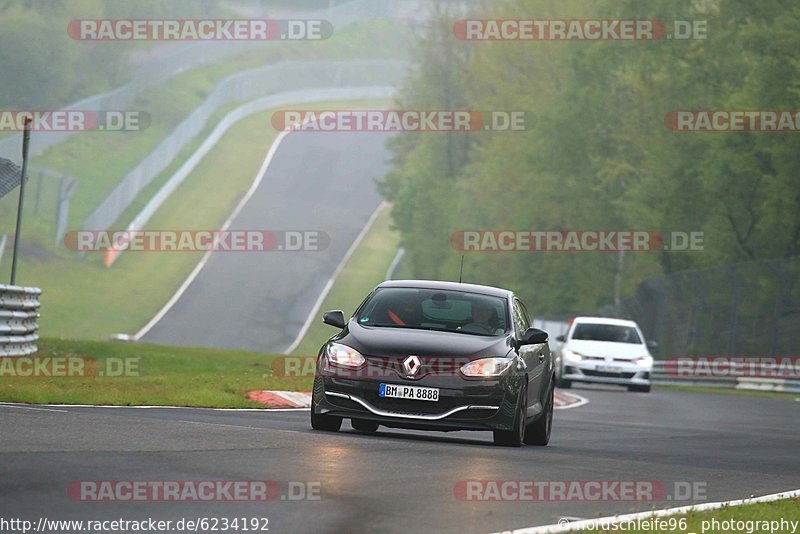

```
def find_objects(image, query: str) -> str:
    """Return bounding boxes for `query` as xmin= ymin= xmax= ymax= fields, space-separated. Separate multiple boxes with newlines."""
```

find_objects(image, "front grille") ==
xmin=327 ymin=382 xmax=504 ymax=416
xmin=582 ymin=370 xmax=636 ymax=379
xmin=367 ymin=394 xmax=463 ymax=415
xmin=583 ymin=356 xmax=635 ymax=363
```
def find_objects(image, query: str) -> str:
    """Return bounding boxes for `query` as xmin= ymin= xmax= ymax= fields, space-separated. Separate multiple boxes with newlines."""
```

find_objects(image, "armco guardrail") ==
xmin=102 ymin=84 xmax=397 ymax=267
xmin=651 ymin=361 xmax=800 ymax=394
xmin=538 ymin=320 xmax=799 ymax=394
xmin=0 ymin=0 xmax=396 ymax=163
xmin=82 ymin=59 xmax=407 ymax=234
xmin=0 ymin=285 xmax=41 ymax=357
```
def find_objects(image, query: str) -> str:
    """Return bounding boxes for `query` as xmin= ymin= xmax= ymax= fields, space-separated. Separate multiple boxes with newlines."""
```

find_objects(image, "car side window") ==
xmin=511 ymin=299 xmax=529 ymax=337
xmin=518 ymin=300 xmax=532 ymax=329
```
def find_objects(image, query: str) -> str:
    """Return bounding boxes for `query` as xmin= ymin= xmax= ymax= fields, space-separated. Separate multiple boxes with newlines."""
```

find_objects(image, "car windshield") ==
xmin=571 ymin=323 xmax=642 ymax=344
xmin=356 ymin=287 xmax=509 ymax=336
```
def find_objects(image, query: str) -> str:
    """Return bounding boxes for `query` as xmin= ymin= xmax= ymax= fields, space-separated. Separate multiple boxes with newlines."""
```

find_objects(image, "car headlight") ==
xmin=460 ymin=357 xmax=513 ymax=377
xmin=633 ymin=356 xmax=653 ymax=368
xmin=325 ymin=342 xmax=365 ymax=367
xmin=564 ymin=350 xmax=583 ymax=362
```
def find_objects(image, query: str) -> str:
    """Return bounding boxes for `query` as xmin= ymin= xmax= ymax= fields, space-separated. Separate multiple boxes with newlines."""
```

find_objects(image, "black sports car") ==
xmin=310 ymin=280 xmax=554 ymax=446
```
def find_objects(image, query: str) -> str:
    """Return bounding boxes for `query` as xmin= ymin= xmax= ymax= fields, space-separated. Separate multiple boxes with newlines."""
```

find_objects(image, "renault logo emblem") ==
xmin=402 ymin=355 xmax=422 ymax=377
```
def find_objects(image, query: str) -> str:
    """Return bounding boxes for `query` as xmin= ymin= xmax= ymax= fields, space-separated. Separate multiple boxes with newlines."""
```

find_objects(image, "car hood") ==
xmin=337 ymin=322 xmax=512 ymax=359
xmin=565 ymin=340 xmax=650 ymax=360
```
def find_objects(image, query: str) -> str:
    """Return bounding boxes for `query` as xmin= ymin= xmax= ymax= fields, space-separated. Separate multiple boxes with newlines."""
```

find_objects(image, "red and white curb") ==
xmin=247 ymin=390 xmax=312 ymax=408
xmin=246 ymin=390 xmax=588 ymax=410
xmin=554 ymin=390 xmax=588 ymax=410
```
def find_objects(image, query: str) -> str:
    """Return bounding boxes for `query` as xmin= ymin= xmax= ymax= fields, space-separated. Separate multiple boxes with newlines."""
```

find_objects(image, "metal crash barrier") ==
xmin=0 ymin=284 xmax=41 ymax=357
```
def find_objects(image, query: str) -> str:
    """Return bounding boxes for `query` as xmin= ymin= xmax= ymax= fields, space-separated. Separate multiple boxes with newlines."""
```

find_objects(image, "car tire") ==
xmin=556 ymin=377 xmax=571 ymax=389
xmin=628 ymin=384 xmax=651 ymax=393
xmin=493 ymin=382 xmax=527 ymax=447
xmin=524 ymin=378 xmax=553 ymax=446
xmin=311 ymin=408 xmax=342 ymax=432
xmin=351 ymin=419 xmax=379 ymax=433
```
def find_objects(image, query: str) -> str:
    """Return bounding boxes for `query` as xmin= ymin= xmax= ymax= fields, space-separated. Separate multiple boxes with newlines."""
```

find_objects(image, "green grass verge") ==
xmin=10 ymin=110 xmax=269 ymax=338
xmin=290 ymin=205 xmax=400 ymax=357
xmin=0 ymin=182 xmax=401 ymax=405
xmin=576 ymin=497 xmax=800 ymax=533
xmin=0 ymin=19 xmax=408 ymax=340
xmin=0 ymin=18 xmax=409 ymax=251
xmin=0 ymin=338 xmax=306 ymax=407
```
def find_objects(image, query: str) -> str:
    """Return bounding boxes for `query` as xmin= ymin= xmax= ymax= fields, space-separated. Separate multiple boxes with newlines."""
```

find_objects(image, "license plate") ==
xmin=596 ymin=365 xmax=621 ymax=373
xmin=379 ymin=383 xmax=439 ymax=402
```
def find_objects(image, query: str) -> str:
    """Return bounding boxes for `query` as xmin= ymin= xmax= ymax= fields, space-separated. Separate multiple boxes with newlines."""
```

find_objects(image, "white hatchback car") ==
xmin=554 ymin=317 xmax=655 ymax=392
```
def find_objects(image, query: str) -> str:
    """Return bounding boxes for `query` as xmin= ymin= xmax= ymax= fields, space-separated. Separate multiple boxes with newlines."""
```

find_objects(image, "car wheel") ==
xmin=524 ymin=379 xmax=553 ymax=446
xmin=310 ymin=408 xmax=342 ymax=432
xmin=493 ymin=381 xmax=527 ymax=447
xmin=351 ymin=419 xmax=379 ymax=432
xmin=628 ymin=384 xmax=651 ymax=393
xmin=555 ymin=376 xmax=571 ymax=388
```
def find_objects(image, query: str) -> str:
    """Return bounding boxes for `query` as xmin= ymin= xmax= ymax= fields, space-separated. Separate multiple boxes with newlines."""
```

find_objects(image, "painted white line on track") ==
xmin=0 ymin=393 xmax=589 ymax=414
xmin=495 ymin=488 xmax=800 ymax=534
xmin=132 ymin=126 xmax=295 ymax=341
xmin=0 ymin=403 xmax=307 ymax=412
xmin=133 ymin=107 xmax=391 ymax=346
xmin=282 ymin=200 xmax=388 ymax=354
xmin=0 ymin=404 xmax=68 ymax=413
xmin=176 ymin=420 xmax=303 ymax=433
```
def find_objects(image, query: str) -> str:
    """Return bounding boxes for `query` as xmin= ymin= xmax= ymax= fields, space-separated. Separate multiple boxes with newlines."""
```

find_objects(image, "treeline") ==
xmin=0 ymin=0 xmax=219 ymax=108
xmin=380 ymin=0 xmax=800 ymax=316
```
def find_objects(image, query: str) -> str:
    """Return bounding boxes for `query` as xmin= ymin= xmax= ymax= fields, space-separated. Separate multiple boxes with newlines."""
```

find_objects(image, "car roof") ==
xmin=377 ymin=279 xmax=513 ymax=299
xmin=571 ymin=316 xmax=640 ymax=328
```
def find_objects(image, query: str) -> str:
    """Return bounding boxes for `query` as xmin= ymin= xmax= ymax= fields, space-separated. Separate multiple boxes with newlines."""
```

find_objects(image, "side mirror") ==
xmin=323 ymin=310 xmax=346 ymax=329
xmin=646 ymin=339 xmax=658 ymax=350
xmin=519 ymin=327 xmax=549 ymax=347
xmin=556 ymin=334 xmax=566 ymax=343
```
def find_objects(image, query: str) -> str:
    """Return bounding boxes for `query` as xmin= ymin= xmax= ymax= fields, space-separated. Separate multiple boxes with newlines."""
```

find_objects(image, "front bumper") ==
xmin=562 ymin=360 xmax=651 ymax=386
xmin=311 ymin=375 xmax=520 ymax=432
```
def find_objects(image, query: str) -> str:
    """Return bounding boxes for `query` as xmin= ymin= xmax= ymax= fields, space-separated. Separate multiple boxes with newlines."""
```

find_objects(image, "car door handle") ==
xmin=538 ymin=353 xmax=545 ymax=362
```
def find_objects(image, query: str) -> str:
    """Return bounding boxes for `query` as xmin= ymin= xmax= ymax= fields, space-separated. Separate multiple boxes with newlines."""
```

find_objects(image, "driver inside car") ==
xmin=462 ymin=300 xmax=498 ymax=334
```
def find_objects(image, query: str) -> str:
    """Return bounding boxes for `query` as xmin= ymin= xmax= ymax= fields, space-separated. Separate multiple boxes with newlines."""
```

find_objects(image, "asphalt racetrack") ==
xmin=141 ymin=130 xmax=391 ymax=353
xmin=1 ymin=386 xmax=797 ymax=533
